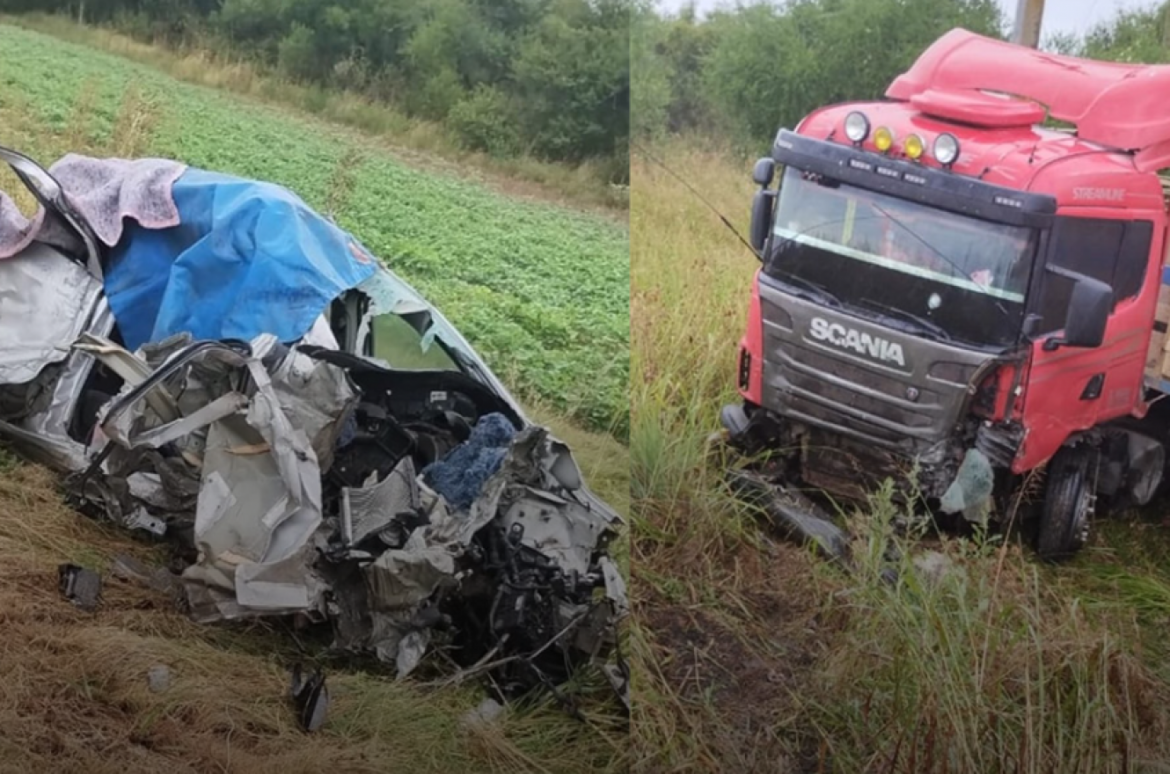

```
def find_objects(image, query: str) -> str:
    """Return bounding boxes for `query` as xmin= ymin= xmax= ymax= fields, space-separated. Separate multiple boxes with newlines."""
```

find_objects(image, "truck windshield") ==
xmin=766 ymin=167 xmax=1037 ymax=348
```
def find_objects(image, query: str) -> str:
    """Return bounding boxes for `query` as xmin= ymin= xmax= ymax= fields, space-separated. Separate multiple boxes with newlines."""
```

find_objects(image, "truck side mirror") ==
xmin=749 ymin=189 xmax=775 ymax=255
xmin=752 ymin=157 xmax=775 ymax=187
xmin=1043 ymin=273 xmax=1112 ymax=351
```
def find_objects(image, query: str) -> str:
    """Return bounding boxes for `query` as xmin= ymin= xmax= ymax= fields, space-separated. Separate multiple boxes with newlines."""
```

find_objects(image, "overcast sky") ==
xmin=653 ymin=0 xmax=1160 ymax=40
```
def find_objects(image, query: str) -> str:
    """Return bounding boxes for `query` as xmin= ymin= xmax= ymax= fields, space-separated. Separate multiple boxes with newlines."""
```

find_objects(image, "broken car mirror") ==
xmin=0 ymin=144 xmax=105 ymax=280
xmin=752 ymin=157 xmax=776 ymax=187
xmin=749 ymin=189 xmax=776 ymax=257
xmin=1043 ymin=271 xmax=1112 ymax=351
xmin=0 ymin=145 xmax=64 ymax=207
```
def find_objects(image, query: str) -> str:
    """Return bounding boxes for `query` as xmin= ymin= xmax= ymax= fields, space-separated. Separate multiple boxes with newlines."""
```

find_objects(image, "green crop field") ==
xmin=0 ymin=23 xmax=629 ymax=440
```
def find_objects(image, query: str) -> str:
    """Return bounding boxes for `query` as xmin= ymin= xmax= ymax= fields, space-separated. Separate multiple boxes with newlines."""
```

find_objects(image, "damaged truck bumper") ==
xmin=720 ymin=401 xmax=1003 ymax=561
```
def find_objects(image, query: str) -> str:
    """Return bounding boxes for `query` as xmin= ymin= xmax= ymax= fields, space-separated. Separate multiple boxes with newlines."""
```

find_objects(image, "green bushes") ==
xmin=447 ymin=86 xmax=520 ymax=157
xmin=0 ymin=0 xmax=630 ymax=182
xmin=633 ymin=0 xmax=1003 ymax=148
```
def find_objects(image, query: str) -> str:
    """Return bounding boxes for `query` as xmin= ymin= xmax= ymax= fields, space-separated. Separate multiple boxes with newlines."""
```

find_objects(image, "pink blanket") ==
xmin=0 ymin=153 xmax=187 ymax=259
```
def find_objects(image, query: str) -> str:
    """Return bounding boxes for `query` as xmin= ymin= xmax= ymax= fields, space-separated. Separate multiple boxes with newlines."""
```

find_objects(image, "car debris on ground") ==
xmin=289 ymin=664 xmax=330 ymax=732
xmin=57 ymin=563 xmax=101 ymax=612
xmin=147 ymin=664 xmax=172 ymax=694
xmin=0 ymin=145 xmax=627 ymax=713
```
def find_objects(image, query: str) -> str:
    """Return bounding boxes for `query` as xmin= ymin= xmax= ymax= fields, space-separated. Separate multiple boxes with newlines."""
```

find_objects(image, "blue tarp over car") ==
xmin=102 ymin=168 xmax=378 ymax=350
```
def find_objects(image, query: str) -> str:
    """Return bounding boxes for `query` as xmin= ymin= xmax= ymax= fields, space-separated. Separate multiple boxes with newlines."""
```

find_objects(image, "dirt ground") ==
xmin=634 ymin=534 xmax=843 ymax=773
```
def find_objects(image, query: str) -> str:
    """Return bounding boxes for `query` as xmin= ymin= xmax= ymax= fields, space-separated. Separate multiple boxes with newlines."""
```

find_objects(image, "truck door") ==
xmin=1017 ymin=214 xmax=1161 ymax=471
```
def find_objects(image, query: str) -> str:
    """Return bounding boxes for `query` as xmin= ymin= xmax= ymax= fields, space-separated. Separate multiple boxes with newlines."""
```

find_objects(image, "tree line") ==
xmin=0 ymin=0 xmax=630 ymax=182
xmin=633 ymin=0 xmax=1170 ymax=151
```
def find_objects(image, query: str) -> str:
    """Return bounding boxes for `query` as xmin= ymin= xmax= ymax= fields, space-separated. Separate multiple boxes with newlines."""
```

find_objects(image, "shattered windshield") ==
xmin=766 ymin=167 xmax=1037 ymax=348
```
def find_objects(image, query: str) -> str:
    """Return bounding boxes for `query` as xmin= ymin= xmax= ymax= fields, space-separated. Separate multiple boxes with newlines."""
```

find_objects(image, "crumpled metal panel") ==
xmin=347 ymin=422 xmax=623 ymax=680
xmin=269 ymin=347 xmax=357 ymax=473
xmin=77 ymin=334 xmax=355 ymax=619
xmin=365 ymin=529 xmax=457 ymax=611
xmin=342 ymin=456 xmax=419 ymax=547
xmin=0 ymin=242 xmax=102 ymax=384
xmin=600 ymin=557 xmax=629 ymax=620
xmin=0 ymin=297 xmax=114 ymax=472
xmin=500 ymin=491 xmax=607 ymax=576
xmin=183 ymin=357 xmax=341 ymax=615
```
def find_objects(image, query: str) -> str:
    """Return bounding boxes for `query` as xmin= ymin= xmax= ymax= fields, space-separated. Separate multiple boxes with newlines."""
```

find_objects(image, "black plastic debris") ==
xmin=57 ymin=563 xmax=101 ymax=611
xmin=601 ymin=661 xmax=630 ymax=714
xmin=727 ymin=469 xmax=851 ymax=562
xmin=289 ymin=664 xmax=329 ymax=732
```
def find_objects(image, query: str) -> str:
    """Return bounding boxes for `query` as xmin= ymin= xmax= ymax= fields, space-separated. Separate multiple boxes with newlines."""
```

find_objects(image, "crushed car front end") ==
xmin=0 ymin=144 xmax=626 ymax=702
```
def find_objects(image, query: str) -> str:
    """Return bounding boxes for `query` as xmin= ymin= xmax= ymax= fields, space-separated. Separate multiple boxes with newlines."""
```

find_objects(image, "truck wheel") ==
xmin=1037 ymin=446 xmax=1095 ymax=562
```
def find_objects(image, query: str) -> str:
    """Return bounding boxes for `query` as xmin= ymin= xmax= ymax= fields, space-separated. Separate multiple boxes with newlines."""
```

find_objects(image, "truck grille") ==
xmin=757 ymin=281 xmax=998 ymax=454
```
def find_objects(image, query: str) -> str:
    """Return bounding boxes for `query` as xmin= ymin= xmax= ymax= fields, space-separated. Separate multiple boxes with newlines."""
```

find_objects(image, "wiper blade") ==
xmin=449 ymin=346 xmax=488 ymax=381
xmin=858 ymin=298 xmax=951 ymax=342
xmin=771 ymin=271 xmax=842 ymax=308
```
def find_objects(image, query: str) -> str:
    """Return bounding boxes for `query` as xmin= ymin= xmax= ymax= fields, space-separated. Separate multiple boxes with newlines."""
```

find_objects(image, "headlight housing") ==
xmin=933 ymin=133 xmax=960 ymax=165
xmin=844 ymin=111 xmax=870 ymax=143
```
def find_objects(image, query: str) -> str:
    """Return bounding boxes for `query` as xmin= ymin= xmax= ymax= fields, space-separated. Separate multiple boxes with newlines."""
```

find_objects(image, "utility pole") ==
xmin=1011 ymin=0 xmax=1046 ymax=49
xmin=1162 ymin=0 xmax=1170 ymax=49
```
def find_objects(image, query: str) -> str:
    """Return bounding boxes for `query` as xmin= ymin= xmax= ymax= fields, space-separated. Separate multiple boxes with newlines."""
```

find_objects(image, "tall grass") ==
xmin=630 ymin=140 xmax=796 ymax=770
xmin=630 ymin=141 xmax=757 ymax=508
xmin=808 ymin=491 xmax=1169 ymax=772
xmin=630 ymin=142 xmax=1170 ymax=772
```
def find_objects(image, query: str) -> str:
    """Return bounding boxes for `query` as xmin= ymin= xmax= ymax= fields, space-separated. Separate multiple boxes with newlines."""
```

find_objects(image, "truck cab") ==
xmin=726 ymin=29 xmax=1170 ymax=559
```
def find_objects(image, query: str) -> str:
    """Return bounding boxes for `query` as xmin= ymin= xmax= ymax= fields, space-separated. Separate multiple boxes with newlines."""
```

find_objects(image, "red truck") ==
xmin=724 ymin=29 xmax=1170 ymax=560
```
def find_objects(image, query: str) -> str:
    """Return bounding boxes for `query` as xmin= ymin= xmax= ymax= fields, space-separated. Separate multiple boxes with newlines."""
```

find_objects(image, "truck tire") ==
xmin=1037 ymin=446 xmax=1095 ymax=562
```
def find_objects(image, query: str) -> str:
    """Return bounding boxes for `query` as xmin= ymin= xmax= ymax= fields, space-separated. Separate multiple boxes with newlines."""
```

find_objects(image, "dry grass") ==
xmin=3 ymin=13 xmax=627 ymax=214
xmin=629 ymin=140 xmax=1170 ymax=772
xmin=630 ymin=139 xmax=813 ymax=771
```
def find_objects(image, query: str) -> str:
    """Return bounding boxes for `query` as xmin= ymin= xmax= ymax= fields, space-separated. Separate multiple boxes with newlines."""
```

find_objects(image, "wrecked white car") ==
xmin=0 ymin=146 xmax=625 ymax=700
